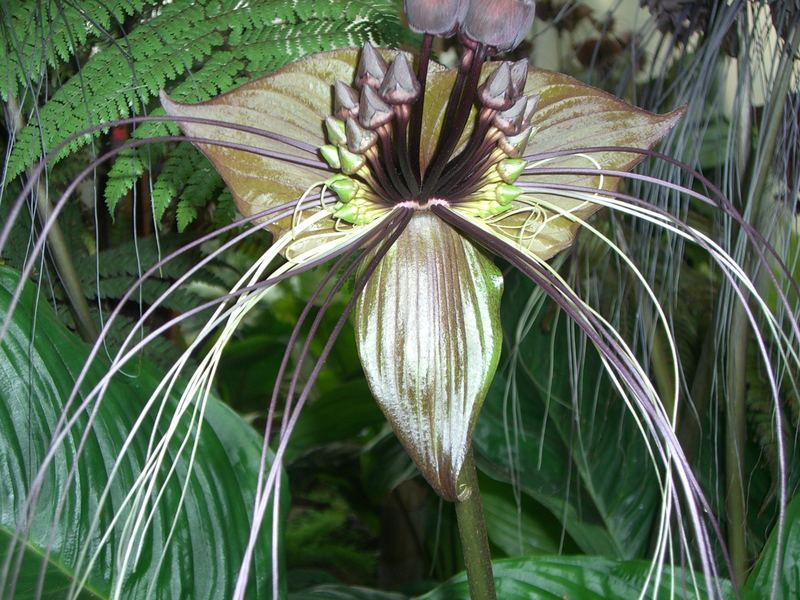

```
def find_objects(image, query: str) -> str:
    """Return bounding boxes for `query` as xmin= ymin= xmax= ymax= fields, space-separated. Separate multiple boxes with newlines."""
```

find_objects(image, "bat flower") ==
xmin=4 ymin=3 xmax=797 ymax=599
xmin=161 ymin=42 xmax=682 ymax=505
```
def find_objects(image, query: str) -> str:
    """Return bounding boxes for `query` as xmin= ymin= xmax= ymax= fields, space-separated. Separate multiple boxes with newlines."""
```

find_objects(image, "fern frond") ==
xmin=0 ymin=0 xmax=155 ymax=102
xmin=150 ymin=143 xmax=203 ymax=222
xmin=7 ymin=1 xmax=222 ymax=180
xmin=6 ymin=0 xmax=406 ymax=186
xmin=105 ymin=148 xmax=145 ymax=214
xmin=175 ymin=160 xmax=224 ymax=232
xmin=77 ymin=236 xmax=195 ymax=281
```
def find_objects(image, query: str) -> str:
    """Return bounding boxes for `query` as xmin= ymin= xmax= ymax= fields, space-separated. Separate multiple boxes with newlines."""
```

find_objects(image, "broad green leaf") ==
xmin=746 ymin=492 xmax=800 ymax=599
xmin=473 ymin=275 xmax=660 ymax=558
xmin=0 ymin=266 xmax=284 ymax=599
xmin=478 ymin=477 xmax=563 ymax=557
xmin=354 ymin=213 xmax=503 ymax=501
xmin=417 ymin=555 xmax=737 ymax=599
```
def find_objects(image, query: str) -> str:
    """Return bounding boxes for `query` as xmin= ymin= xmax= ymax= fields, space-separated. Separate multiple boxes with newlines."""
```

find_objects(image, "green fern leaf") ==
xmin=151 ymin=143 xmax=203 ymax=223
xmin=176 ymin=160 xmax=224 ymax=231
xmin=213 ymin=189 xmax=238 ymax=228
xmin=105 ymin=149 xmax=145 ymax=215
xmin=7 ymin=1 xmax=221 ymax=180
xmin=7 ymin=0 xmax=407 ymax=234
xmin=0 ymin=1 xmax=155 ymax=101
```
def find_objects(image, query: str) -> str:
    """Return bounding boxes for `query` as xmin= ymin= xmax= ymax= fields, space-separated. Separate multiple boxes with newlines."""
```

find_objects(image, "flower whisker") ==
xmin=433 ymin=203 xmax=735 ymax=596
xmin=235 ymin=208 xmax=413 ymax=599
xmin=523 ymin=144 xmax=800 ymax=302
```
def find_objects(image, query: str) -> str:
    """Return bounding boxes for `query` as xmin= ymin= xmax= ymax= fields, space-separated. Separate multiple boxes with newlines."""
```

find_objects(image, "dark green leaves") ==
xmin=746 ymin=492 xmax=800 ymax=599
xmin=0 ymin=267 xmax=283 ymax=599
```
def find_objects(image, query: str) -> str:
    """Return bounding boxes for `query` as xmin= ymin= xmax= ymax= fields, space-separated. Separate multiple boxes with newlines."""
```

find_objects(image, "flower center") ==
xmin=317 ymin=43 xmax=538 ymax=225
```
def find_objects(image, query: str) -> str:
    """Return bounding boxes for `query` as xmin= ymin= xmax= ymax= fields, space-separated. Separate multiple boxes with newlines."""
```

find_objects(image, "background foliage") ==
xmin=1 ymin=0 xmax=799 ymax=598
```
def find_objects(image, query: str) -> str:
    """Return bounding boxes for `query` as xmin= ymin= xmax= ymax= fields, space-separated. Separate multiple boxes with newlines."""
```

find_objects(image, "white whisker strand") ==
xmin=233 ymin=209 xmax=413 ymax=599
xmin=516 ymin=183 xmax=800 ymax=377
xmin=75 ymin=203 xmax=379 ymax=596
xmin=8 ymin=183 xmax=370 ymax=597
xmin=254 ymin=244 xmax=360 ymax=498
xmin=433 ymin=204 xmax=733 ymax=597
xmin=464 ymin=205 xmax=688 ymax=595
xmin=4 ymin=132 xmax=335 ymax=583
xmin=513 ymin=179 xmax=796 ymax=591
xmin=504 ymin=191 xmax=685 ymax=596
xmin=523 ymin=146 xmax=800 ymax=330
xmin=5 ymin=196 xmax=318 ymax=593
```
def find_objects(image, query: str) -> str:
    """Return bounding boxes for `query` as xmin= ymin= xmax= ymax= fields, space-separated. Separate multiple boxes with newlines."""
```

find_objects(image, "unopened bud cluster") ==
xmin=319 ymin=46 xmax=423 ymax=224
xmin=442 ymin=62 xmax=538 ymax=218
xmin=405 ymin=0 xmax=535 ymax=52
xmin=318 ymin=43 xmax=540 ymax=225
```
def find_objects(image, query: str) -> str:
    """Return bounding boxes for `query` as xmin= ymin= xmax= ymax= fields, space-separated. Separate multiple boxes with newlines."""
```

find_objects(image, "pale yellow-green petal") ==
xmin=354 ymin=213 xmax=503 ymax=501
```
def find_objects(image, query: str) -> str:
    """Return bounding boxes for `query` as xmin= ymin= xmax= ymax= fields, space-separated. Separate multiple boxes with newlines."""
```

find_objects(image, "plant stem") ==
xmin=725 ymin=19 xmax=800 ymax=587
xmin=455 ymin=452 xmax=496 ymax=600
xmin=33 ymin=185 xmax=99 ymax=342
xmin=6 ymin=96 xmax=98 ymax=342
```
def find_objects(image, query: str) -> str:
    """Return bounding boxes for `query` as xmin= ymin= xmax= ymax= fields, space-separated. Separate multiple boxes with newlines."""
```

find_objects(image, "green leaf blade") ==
xmin=0 ymin=266 xmax=283 ymax=599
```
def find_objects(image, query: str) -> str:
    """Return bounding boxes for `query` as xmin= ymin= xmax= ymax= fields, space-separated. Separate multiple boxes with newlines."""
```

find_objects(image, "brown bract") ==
xmin=162 ymin=48 xmax=680 ymax=261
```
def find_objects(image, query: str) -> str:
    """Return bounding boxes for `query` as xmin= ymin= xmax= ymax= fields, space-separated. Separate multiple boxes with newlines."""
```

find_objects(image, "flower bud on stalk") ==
xmin=404 ymin=0 xmax=469 ymax=36
xmin=509 ymin=59 xmax=529 ymax=96
xmin=346 ymin=117 xmax=378 ymax=154
xmin=334 ymin=80 xmax=360 ymax=120
xmin=379 ymin=53 xmax=421 ymax=105
xmin=461 ymin=0 xmax=536 ymax=52
xmin=356 ymin=43 xmax=388 ymax=89
xmin=359 ymin=86 xmax=394 ymax=129
xmin=492 ymin=95 xmax=527 ymax=135
xmin=478 ymin=62 xmax=514 ymax=110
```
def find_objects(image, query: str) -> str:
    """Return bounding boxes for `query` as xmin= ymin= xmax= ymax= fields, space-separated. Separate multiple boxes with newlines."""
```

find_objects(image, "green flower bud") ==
xmin=496 ymin=158 xmax=527 ymax=183
xmin=320 ymin=144 xmax=341 ymax=169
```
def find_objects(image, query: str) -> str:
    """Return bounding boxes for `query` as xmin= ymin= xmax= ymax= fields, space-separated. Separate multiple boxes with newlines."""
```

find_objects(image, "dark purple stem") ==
xmin=409 ymin=33 xmax=433 ymax=182
xmin=423 ymin=45 xmax=488 ymax=197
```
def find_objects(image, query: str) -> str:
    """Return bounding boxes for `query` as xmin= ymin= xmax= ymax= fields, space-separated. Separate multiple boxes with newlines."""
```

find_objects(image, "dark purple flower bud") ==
xmin=404 ymin=0 xmax=469 ymax=36
xmin=379 ymin=54 xmax=422 ymax=105
xmin=346 ymin=117 xmax=379 ymax=154
xmin=334 ymin=80 xmax=360 ymax=120
xmin=492 ymin=95 xmax=527 ymax=135
xmin=509 ymin=59 xmax=529 ymax=97
xmin=356 ymin=43 xmax=388 ymax=89
xmin=359 ymin=86 xmax=394 ymax=129
xmin=478 ymin=62 xmax=513 ymax=110
xmin=462 ymin=0 xmax=536 ymax=52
